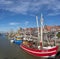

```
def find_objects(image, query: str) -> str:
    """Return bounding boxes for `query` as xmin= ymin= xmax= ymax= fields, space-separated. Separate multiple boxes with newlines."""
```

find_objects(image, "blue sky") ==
xmin=0 ymin=0 xmax=60 ymax=32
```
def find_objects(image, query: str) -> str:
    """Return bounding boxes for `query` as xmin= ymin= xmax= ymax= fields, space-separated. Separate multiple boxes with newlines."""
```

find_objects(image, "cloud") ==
xmin=0 ymin=0 xmax=60 ymax=16
xmin=25 ymin=21 xmax=29 ymax=26
xmin=0 ymin=0 xmax=13 ymax=4
xmin=9 ymin=22 xmax=20 ymax=25
xmin=47 ymin=12 xmax=60 ymax=16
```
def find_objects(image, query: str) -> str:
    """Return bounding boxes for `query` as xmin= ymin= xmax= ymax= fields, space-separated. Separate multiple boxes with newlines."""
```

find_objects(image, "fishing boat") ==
xmin=13 ymin=35 xmax=23 ymax=45
xmin=20 ymin=14 xmax=58 ymax=58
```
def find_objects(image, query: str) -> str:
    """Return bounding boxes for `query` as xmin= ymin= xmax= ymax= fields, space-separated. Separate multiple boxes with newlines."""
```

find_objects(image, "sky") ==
xmin=0 ymin=0 xmax=60 ymax=32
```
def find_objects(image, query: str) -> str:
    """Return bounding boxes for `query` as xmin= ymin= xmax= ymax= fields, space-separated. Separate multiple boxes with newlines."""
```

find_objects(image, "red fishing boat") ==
xmin=20 ymin=14 xmax=58 ymax=58
xmin=20 ymin=44 xmax=58 ymax=57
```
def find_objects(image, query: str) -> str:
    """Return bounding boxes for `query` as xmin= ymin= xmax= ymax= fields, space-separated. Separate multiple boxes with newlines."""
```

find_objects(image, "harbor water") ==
xmin=0 ymin=35 xmax=44 ymax=59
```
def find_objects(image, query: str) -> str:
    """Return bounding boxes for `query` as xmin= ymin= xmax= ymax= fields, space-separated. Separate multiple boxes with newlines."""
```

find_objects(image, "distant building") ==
xmin=17 ymin=25 xmax=60 ymax=39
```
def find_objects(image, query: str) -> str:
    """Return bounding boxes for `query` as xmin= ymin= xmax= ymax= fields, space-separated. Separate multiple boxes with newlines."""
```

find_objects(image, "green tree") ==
xmin=57 ymin=32 xmax=60 ymax=38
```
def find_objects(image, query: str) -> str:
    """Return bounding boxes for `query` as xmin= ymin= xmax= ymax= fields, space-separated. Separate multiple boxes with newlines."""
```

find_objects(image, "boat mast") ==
xmin=40 ymin=14 xmax=43 ymax=48
xmin=24 ymin=28 xmax=26 ymax=40
xmin=36 ymin=16 xmax=40 ymax=46
xmin=29 ymin=28 xmax=31 ymax=38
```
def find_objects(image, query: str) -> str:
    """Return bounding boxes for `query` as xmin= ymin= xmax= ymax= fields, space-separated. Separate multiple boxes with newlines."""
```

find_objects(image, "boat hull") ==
xmin=10 ymin=40 xmax=14 ymax=43
xmin=14 ymin=40 xmax=23 ymax=45
xmin=20 ymin=45 xmax=58 ymax=58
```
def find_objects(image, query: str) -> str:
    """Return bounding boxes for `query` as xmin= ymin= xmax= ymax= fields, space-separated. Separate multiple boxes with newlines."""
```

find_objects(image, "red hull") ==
xmin=20 ymin=45 xmax=58 ymax=57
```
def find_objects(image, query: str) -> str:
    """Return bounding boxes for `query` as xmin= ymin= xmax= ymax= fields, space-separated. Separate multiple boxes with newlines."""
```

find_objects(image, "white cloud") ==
xmin=47 ymin=12 xmax=60 ymax=16
xmin=0 ymin=0 xmax=13 ymax=5
xmin=0 ymin=0 xmax=60 ymax=16
xmin=9 ymin=22 xmax=20 ymax=25
xmin=25 ymin=21 xmax=29 ymax=26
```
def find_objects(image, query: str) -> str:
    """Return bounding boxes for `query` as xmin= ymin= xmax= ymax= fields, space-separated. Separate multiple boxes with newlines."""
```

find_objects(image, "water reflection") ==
xmin=0 ymin=35 xmax=44 ymax=59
